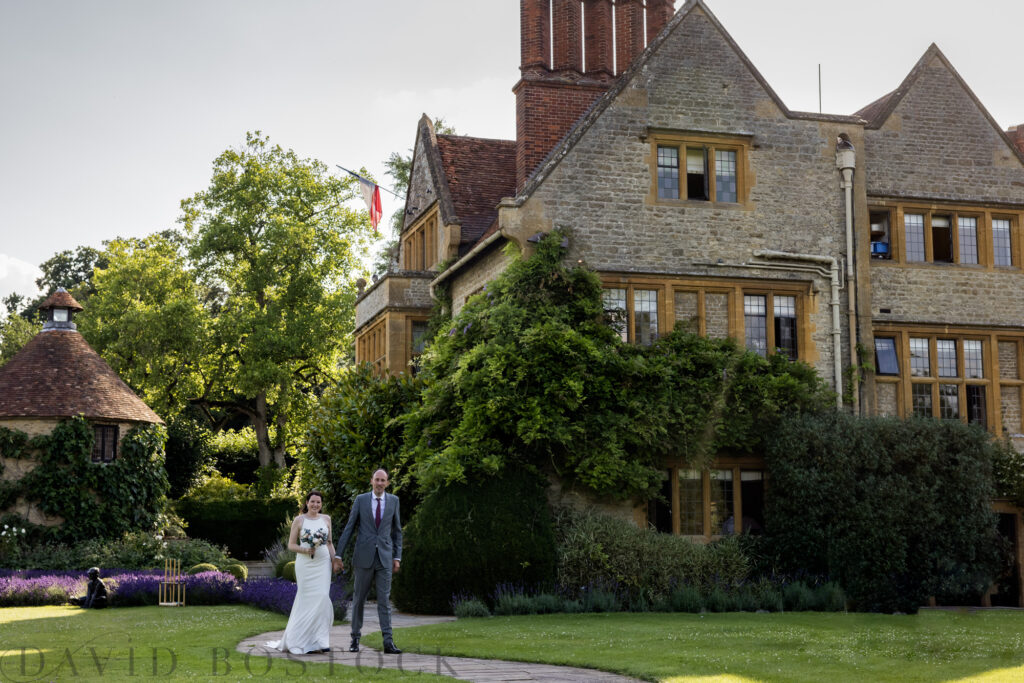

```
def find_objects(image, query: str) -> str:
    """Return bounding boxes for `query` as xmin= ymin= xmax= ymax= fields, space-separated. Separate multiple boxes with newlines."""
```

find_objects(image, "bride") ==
xmin=267 ymin=490 xmax=336 ymax=654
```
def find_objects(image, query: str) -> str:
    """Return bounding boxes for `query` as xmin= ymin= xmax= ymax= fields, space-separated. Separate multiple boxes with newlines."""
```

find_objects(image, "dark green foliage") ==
xmin=391 ymin=469 xmax=557 ymax=614
xmin=164 ymin=412 xmax=214 ymax=498
xmin=669 ymin=585 xmax=703 ymax=612
xmin=9 ymin=534 xmax=228 ymax=571
xmin=1 ymin=419 xmax=168 ymax=545
xmin=282 ymin=561 xmax=296 ymax=582
xmin=782 ymin=582 xmax=816 ymax=612
xmin=992 ymin=438 xmax=1024 ymax=507
xmin=188 ymin=562 xmax=219 ymax=574
xmin=453 ymin=597 xmax=490 ymax=618
xmin=303 ymin=362 xmax=421 ymax=512
xmin=221 ymin=563 xmax=248 ymax=581
xmin=402 ymin=231 xmax=833 ymax=500
xmin=554 ymin=506 xmax=749 ymax=600
xmin=705 ymin=587 xmax=739 ymax=612
xmin=173 ymin=498 xmax=298 ymax=560
xmin=765 ymin=413 xmax=1003 ymax=613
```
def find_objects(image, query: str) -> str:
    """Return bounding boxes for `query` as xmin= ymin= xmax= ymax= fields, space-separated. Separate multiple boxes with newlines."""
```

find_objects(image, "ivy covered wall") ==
xmin=0 ymin=416 xmax=168 ymax=542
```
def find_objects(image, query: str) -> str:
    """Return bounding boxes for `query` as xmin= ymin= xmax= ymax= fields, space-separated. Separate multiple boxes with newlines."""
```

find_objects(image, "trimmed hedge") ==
xmin=174 ymin=498 xmax=297 ymax=559
xmin=765 ymin=412 xmax=1003 ymax=613
xmin=392 ymin=470 xmax=557 ymax=614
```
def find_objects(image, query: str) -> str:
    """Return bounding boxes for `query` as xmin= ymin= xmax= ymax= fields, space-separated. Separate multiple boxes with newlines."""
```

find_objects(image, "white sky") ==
xmin=2 ymin=0 xmax=1022 ymax=304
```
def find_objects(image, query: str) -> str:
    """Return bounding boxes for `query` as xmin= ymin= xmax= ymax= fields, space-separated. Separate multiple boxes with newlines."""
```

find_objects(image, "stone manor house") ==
xmin=354 ymin=1 xmax=1024 ymax=601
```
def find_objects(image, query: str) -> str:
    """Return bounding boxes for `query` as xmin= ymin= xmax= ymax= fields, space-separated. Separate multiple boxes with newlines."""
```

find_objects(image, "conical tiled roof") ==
xmin=38 ymin=289 xmax=83 ymax=312
xmin=0 ymin=329 xmax=162 ymax=424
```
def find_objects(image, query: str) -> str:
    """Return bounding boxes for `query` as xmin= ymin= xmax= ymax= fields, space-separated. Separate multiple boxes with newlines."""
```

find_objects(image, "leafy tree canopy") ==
xmin=80 ymin=132 xmax=373 ymax=469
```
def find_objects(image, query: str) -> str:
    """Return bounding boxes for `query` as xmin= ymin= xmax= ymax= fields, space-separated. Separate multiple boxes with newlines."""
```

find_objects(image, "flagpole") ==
xmin=336 ymin=165 xmax=405 ymax=201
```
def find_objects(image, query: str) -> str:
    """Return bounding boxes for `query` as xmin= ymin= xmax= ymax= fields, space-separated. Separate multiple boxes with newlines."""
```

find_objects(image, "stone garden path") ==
xmin=238 ymin=603 xmax=643 ymax=682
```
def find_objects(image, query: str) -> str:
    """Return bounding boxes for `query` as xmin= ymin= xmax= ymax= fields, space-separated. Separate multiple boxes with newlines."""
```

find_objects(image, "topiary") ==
xmin=188 ymin=562 xmax=219 ymax=575
xmin=221 ymin=563 xmax=248 ymax=581
xmin=281 ymin=561 xmax=296 ymax=583
xmin=392 ymin=469 xmax=557 ymax=614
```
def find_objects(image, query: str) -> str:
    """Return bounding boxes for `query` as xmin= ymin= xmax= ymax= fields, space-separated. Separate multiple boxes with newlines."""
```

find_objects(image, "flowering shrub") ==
xmin=0 ymin=523 xmax=27 ymax=566
xmin=0 ymin=568 xmax=348 ymax=618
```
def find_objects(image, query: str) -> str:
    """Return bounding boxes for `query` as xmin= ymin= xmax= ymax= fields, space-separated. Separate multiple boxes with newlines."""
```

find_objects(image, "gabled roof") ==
xmin=435 ymin=134 xmax=516 ymax=250
xmin=0 ymin=330 xmax=163 ymax=424
xmin=854 ymin=44 xmax=1024 ymax=165
xmin=514 ymin=0 xmax=864 ymax=203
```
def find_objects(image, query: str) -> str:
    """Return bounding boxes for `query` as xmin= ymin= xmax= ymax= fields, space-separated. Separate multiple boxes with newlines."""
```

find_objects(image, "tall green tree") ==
xmin=82 ymin=132 xmax=373 ymax=469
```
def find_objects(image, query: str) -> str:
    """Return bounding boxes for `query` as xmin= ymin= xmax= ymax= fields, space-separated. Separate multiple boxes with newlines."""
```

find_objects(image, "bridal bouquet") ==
xmin=299 ymin=528 xmax=329 ymax=558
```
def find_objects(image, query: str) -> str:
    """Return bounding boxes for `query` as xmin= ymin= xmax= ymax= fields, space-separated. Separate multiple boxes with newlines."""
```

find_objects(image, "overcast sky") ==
xmin=2 ymin=0 xmax=1022 ymax=305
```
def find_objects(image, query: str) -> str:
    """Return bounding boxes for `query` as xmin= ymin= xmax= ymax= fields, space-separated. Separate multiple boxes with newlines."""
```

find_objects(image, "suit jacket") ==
xmin=336 ymin=491 xmax=403 ymax=569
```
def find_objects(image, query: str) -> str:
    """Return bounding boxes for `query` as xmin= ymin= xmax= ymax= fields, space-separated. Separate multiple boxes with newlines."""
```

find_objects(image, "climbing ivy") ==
xmin=0 ymin=417 xmax=168 ymax=542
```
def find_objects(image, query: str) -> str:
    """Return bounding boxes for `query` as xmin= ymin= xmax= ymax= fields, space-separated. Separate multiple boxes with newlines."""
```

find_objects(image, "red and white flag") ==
xmin=358 ymin=177 xmax=383 ymax=232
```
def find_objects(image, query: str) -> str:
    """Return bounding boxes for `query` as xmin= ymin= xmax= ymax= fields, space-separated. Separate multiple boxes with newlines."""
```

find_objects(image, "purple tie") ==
xmin=375 ymin=497 xmax=381 ymax=529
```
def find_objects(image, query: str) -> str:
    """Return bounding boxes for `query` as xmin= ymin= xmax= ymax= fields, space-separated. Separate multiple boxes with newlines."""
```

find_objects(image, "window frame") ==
xmin=91 ymin=424 xmax=119 ymax=464
xmin=868 ymin=201 xmax=1023 ymax=269
xmin=648 ymin=131 xmax=750 ymax=206
xmin=649 ymin=458 xmax=766 ymax=539
xmin=401 ymin=207 xmax=440 ymax=271
xmin=601 ymin=275 xmax=811 ymax=361
xmin=872 ymin=327 xmax=1001 ymax=429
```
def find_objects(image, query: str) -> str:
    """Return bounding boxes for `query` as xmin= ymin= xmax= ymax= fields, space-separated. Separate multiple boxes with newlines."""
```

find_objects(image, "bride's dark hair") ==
xmin=301 ymin=490 xmax=324 ymax=514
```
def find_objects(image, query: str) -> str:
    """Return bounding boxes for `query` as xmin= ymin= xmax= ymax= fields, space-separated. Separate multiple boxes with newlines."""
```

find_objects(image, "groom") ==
xmin=334 ymin=468 xmax=403 ymax=654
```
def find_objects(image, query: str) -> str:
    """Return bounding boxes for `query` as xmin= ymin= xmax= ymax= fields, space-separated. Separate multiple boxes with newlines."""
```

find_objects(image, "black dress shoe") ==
xmin=348 ymin=637 xmax=359 ymax=652
xmin=382 ymin=642 xmax=402 ymax=655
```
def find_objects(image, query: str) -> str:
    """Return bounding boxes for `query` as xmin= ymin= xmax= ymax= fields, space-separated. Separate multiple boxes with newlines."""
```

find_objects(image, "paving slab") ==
xmin=238 ymin=602 xmax=643 ymax=682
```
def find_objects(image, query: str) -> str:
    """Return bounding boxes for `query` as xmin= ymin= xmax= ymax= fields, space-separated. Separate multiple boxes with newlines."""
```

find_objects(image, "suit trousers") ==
xmin=350 ymin=551 xmax=393 ymax=641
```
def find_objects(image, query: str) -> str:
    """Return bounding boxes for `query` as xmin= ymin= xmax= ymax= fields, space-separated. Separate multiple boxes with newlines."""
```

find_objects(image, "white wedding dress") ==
xmin=267 ymin=515 xmax=334 ymax=654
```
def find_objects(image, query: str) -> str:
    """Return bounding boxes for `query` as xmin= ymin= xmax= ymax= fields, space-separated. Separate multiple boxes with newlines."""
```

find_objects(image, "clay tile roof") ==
xmin=435 ymin=134 xmax=516 ymax=251
xmin=38 ymin=289 xmax=83 ymax=312
xmin=0 ymin=330 xmax=163 ymax=424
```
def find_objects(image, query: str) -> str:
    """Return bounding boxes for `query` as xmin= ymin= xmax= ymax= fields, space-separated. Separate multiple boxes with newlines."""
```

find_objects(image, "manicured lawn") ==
xmin=383 ymin=610 xmax=1024 ymax=682
xmin=0 ymin=605 xmax=443 ymax=682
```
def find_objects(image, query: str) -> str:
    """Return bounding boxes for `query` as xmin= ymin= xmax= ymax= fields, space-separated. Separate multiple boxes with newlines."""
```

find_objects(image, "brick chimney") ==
xmin=1008 ymin=125 xmax=1024 ymax=156
xmin=646 ymin=0 xmax=675 ymax=44
xmin=614 ymin=0 xmax=645 ymax=74
xmin=515 ymin=0 xmax=678 ymax=189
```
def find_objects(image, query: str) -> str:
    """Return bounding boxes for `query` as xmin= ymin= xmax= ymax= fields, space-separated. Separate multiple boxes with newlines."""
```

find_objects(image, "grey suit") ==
xmin=336 ymin=491 xmax=403 ymax=642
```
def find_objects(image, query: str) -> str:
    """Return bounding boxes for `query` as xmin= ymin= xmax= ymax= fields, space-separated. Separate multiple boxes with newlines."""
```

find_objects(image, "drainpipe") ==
xmin=836 ymin=137 xmax=860 ymax=414
xmin=752 ymin=250 xmax=844 ymax=409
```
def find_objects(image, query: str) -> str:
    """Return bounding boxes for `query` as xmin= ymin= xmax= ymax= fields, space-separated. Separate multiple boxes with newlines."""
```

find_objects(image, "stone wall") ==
xmin=355 ymin=272 xmax=434 ymax=332
xmin=450 ymin=241 xmax=516 ymax=315
xmin=506 ymin=7 xmax=856 ymax=382
xmin=864 ymin=56 xmax=1024 ymax=203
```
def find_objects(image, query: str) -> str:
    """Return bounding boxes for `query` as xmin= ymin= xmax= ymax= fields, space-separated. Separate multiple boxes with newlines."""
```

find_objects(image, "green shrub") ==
xmin=188 ymin=563 xmax=219 ymax=575
xmin=221 ymin=563 xmax=248 ymax=581
xmin=164 ymin=411 xmax=214 ymax=498
xmin=163 ymin=537 xmax=230 ymax=568
xmin=453 ymin=598 xmax=490 ymax=618
xmin=493 ymin=589 xmax=536 ymax=616
xmin=736 ymin=585 xmax=760 ymax=612
xmin=530 ymin=593 xmax=564 ymax=614
xmin=581 ymin=586 xmax=621 ymax=613
xmin=669 ymin=584 xmax=703 ymax=612
xmin=705 ymin=587 xmax=740 ymax=612
xmin=782 ymin=581 xmax=816 ymax=612
xmin=281 ymin=561 xmax=296 ymax=583
xmin=174 ymin=497 xmax=298 ymax=559
xmin=392 ymin=470 xmax=557 ymax=614
xmin=554 ymin=506 xmax=749 ymax=601
xmin=818 ymin=581 xmax=846 ymax=612
xmin=749 ymin=580 xmax=784 ymax=612
xmin=765 ymin=413 xmax=1003 ymax=613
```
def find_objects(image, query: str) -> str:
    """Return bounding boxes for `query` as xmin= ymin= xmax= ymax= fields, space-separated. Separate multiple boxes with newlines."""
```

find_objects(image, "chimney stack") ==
xmin=552 ymin=0 xmax=583 ymax=73
xmin=584 ymin=0 xmax=614 ymax=78
xmin=1008 ymin=125 xmax=1024 ymax=156
xmin=515 ymin=0 xmax=677 ymax=190
xmin=646 ymin=0 xmax=675 ymax=44
xmin=614 ymin=0 xmax=645 ymax=75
